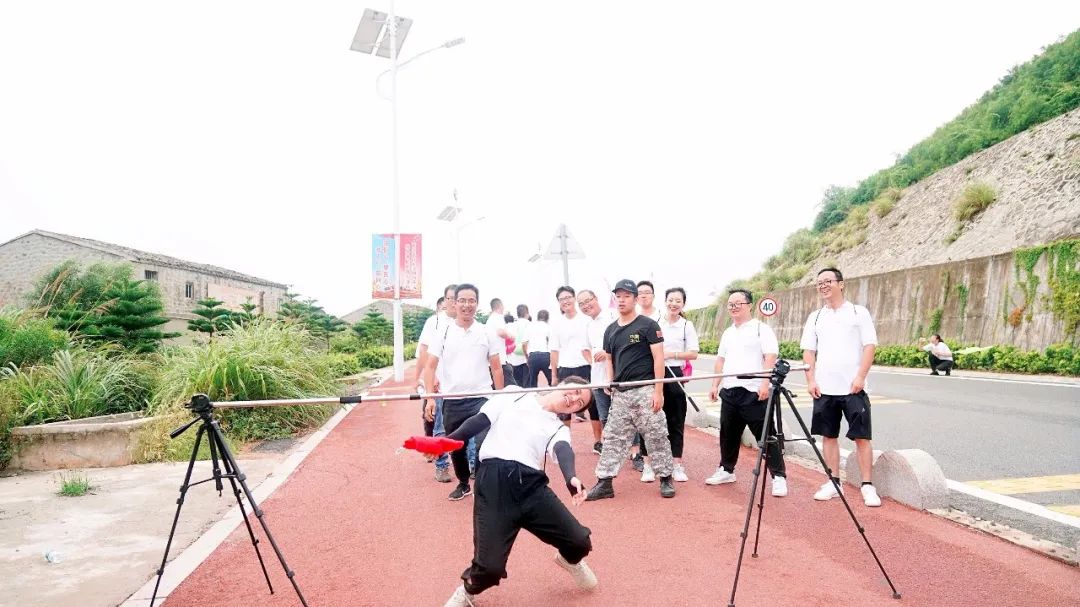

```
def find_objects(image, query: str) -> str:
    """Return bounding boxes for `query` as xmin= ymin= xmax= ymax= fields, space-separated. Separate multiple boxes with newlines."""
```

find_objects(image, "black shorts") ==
xmin=810 ymin=392 xmax=872 ymax=440
xmin=556 ymin=365 xmax=592 ymax=421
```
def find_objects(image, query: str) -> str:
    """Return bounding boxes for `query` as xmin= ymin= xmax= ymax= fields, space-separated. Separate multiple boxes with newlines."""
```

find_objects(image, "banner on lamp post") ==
xmin=372 ymin=234 xmax=422 ymax=300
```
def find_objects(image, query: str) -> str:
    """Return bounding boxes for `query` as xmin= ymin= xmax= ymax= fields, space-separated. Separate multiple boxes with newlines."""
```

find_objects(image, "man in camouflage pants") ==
xmin=586 ymin=279 xmax=676 ymax=500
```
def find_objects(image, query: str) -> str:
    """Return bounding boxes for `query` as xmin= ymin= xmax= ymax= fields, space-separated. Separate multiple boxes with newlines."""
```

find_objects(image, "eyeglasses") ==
xmin=577 ymin=296 xmax=596 ymax=306
xmin=816 ymin=279 xmax=838 ymax=289
xmin=456 ymin=298 xmax=478 ymax=305
xmin=638 ymin=290 xmax=653 ymax=296
xmin=557 ymin=295 xmax=575 ymax=302
xmin=727 ymin=302 xmax=750 ymax=309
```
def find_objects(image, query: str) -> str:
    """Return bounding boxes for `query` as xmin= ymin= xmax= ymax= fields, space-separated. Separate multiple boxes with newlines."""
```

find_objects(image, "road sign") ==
xmin=758 ymin=297 xmax=779 ymax=317
xmin=543 ymin=224 xmax=586 ymax=260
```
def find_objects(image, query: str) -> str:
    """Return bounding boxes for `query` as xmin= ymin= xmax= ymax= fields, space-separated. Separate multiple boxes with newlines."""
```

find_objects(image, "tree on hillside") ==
xmin=352 ymin=309 xmax=393 ymax=346
xmin=188 ymin=298 xmax=232 ymax=341
xmin=403 ymin=308 xmax=434 ymax=343
xmin=309 ymin=313 xmax=347 ymax=352
xmin=84 ymin=276 xmax=178 ymax=353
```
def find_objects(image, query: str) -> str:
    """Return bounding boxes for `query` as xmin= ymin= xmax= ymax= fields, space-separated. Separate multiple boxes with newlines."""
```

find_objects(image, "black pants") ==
xmin=462 ymin=458 xmax=592 ymax=595
xmin=527 ymin=352 xmax=551 ymax=388
xmin=443 ymin=397 xmax=489 ymax=485
xmin=640 ymin=366 xmax=687 ymax=458
xmin=719 ymin=387 xmax=786 ymax=478
xmin=928 ymin=353 xmax=954 ymax=374
xmin=512 ymin=363 xmax=530 ymax=388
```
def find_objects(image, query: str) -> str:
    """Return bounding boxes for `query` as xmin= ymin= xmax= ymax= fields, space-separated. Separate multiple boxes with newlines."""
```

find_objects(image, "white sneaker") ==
xmin=861 ymin=484 xmax=882 ymax=507
xmin=704 ymin=468 xmax=736 ymax=485
xmin=555 ymin=553 xmax=598 ymax=590
xmin=771 ymin=476 xmax=788 ymax=497
xmin=640 ymin=463 xmax=656 ymax=483
xmin=672 ymin=463 xmax=689 ymax=482
xmin=814 ymin=480 xmax=842 ymax=501
xmin=443 ymin=584 xmax=476 ymax=607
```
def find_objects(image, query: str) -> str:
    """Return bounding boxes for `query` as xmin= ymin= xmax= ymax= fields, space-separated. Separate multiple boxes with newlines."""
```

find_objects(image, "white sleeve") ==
xmin=799 ymin=311 xmax=818 ymax=352
xmin=856 ymin=306 xmax=878 ymax=346
xmin=760 ymin=322 xmax=780 ymax=355
xmin=418 ymin=316 xmax=436 ymax=347
xmin=549 ymin=319 xmax=561 ymax=352
xmin=478 ymin=394 xmax=509 ymax=423
xmin=717 ymin=328 xmax=731 ymax=358
xmin=685 ymin=320 xmax=700 ymax=352
xmin=429 ymin=327 xmax=447 ymax=358
xmin=922 ymin=344 xmax=933 ymax=352
xmin=487 ymin=330 xmax=503 ymax=358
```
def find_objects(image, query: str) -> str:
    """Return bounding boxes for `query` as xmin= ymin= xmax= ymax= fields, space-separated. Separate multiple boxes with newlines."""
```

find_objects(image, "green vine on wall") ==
xmin=955 ymin=283 xmax=970 ymax=338
xmin=1014 ymin=239 xmax=1080 ymax=339
xmin=929 ymin=308 xmax=944 ymax=335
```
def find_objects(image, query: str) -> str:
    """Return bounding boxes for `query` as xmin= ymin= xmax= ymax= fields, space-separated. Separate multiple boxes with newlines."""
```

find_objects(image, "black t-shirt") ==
xmin=603 ymin=315 xmax=664 ymax=384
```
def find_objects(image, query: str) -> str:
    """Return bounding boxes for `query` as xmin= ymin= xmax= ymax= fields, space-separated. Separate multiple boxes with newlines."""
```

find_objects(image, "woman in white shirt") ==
xmin=639 ymin=287 xmax=699 ymax=483
xmin=526 ymin=309 xmax=552 ymax=388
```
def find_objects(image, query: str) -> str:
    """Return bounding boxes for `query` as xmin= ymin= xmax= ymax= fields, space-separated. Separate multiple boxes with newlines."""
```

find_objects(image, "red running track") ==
xmin=165 ymin=367 xmax=1080 ymax=606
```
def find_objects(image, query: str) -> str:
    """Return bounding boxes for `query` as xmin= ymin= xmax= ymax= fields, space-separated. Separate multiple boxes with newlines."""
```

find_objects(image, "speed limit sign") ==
xmin=758 ymin=297 xmax=779 ymax=317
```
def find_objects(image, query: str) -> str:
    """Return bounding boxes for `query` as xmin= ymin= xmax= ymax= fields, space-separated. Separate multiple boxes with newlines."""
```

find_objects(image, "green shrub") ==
xmin=151 ymin=319 xmax=340 ymax=445
xmin=953 ymin=182 xmax=997 ymax=222
xmin=326 ymin=352 xmax=363 ymax=378
xmin=697 ymin=339 xmax=718 ymax=356
xmin=0 ymin=311 xmax=68 ymax=369
xmin=873 ymin=345 xmax=927 ymax=367
xmin=779 ymin=341 xmax=802 ymax=360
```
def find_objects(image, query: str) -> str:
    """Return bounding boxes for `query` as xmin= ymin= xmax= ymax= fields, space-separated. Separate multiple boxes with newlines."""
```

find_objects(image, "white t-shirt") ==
xmin=429 ymin=320 xmax=503 ymax=395
xmin=478 ymin=391 xmax=571 ymax=471
xmin=658 ymin=315 xmax=700 ymax=367
xmin=486 ymin=312 xmax=509 ymax=365
xmin=922 ymin=342 xmax=953 ymax=360
xmin=799 ymin=301 xmax=878 ymax=396
xmin=638 ymin=307 xmax=662 ymax=322
xmin=507 ymin=319 xmax=530 ymax=366
xmin=718 ymin=319 xmax=779 ymax=391
xmin=550 ymin=312 xmax=589 ymax=368
xmin=526 ymin=321 xmax=550 ymax=353
xmin=585 ymin=310 xmax=616 ymax=384
xmin=418 ymin=312 xmax=449 ymax=347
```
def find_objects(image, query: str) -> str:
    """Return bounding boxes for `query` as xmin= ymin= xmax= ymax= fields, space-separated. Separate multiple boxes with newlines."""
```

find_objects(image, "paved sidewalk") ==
xmin=161 ymin=367 xmax=1080 ymax=606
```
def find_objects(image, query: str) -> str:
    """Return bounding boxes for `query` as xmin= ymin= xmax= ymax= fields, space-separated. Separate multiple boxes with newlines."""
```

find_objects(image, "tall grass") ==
xmin=152 ymin=319 xmax=340 ymax=443
xmin=953 ymin=182 xmax=998 ymax=221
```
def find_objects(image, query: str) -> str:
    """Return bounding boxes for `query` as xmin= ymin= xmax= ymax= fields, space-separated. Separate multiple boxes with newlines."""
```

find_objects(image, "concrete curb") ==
xmin=119 ymin=373 xmax=393 ymax=606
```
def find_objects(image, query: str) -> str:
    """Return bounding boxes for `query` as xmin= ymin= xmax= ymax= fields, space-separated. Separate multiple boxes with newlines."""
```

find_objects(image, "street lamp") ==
xmin=436 ymin=204 xmax=485 ymax=281
xmin=350 ymin=6 xmax=464 ymax=382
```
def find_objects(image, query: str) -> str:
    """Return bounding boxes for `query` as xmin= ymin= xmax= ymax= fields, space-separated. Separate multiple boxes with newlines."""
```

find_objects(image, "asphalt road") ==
xmin=683 ymin=356 xmax=1080 ymax=549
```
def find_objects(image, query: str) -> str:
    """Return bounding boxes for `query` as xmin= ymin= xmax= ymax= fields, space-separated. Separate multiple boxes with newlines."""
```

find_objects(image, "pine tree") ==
xmin=352 ymin=309 xmax=393 ymax=346
xmin=84 ymin=276 xmax=177 ymax=353
xmin=188 ymin=298 xmax=233 ymax=341
xmin=231 ymin=299 xmax=259 ymax=327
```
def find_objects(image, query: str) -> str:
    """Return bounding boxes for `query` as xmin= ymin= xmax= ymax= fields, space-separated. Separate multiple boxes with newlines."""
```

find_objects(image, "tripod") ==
xmin=150 ymin=394 xmax=308 ymax=607
xmin=727 ymin=360 xmax=901 ymax=606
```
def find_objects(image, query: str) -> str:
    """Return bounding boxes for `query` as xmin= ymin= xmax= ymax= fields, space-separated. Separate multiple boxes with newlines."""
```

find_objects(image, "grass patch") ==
xmin=944 ymin=226 xmax=964 ymax=245
xmin=870 ymin=187 xmax=902 ymax=218
xmin=57 ymin=471 xmax=92 ymax=496
xmin=953 ymin=182 xmax=997 ymax=222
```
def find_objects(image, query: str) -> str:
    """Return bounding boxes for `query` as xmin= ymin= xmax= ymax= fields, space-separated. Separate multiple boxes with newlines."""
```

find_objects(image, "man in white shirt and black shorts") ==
xmin=577 ymin=289 xmax=615 ymax=454
xmin=706 ymin=289 xmax=788 ymax=497
xmin=800 ymin=268 xmax=882 ymax=507
xmin=437 ymin=378 xmax=598 ymax=607
xmin=424 ymin=283 xmax=505 ymax=501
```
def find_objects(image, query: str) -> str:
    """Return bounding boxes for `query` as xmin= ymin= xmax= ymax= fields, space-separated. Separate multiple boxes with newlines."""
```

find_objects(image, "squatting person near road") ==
xmin=586 ymin=279 xmax=677 ymax=501
xmin=800 ymin=268 xmax=882 ymax=507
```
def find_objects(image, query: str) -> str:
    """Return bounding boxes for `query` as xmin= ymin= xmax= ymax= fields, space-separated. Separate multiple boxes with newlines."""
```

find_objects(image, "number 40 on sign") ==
xmin=758 ymin=297 xmax=779 ymax=317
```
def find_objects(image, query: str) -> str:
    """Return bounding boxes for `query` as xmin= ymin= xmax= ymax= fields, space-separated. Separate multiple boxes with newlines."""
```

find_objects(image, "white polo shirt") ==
xmin=486 ymin=312 xmax=509 ymax=365
xmin=799 ymin=301 xmax=878 ymax=396
xmin=550 ymin=312 xmax=589 ymax=368
xmin=923 ymin=341 xmax=953 ymax=360
xmin=718 ymin=319 xmax=779 ymax=390
xmin=429 ymin=320 xmax=503 ymax=395
xmin=477 ymin=390 xmax=570 ymax=470
xmin=584 ymin=309 xmax=615 ymax=384
xmin=418 ymin=312 xmax=449 ymax=347
xmin=658 ymin=315 xmax=700 ymax=367
xmin=507 ymin=319 xmax=530 ymax=366
xmin=526 ymin=321 xmax=550 ymax=353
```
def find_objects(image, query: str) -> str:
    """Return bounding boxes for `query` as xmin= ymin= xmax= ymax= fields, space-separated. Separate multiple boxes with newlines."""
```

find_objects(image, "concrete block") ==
xmin=864 ymin=449 xmax=949 ymax=510
xmin=9 ymin=412 xmax=157 ymax=471
xmin=844 ymin=449 xmax=883 ymax=486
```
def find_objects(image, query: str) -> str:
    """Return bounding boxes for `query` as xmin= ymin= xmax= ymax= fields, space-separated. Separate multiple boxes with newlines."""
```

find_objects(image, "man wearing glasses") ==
xmin=550 ymin=286 xmax=591 ymax=420
xmin=800 ymin=268 xmax=882 ymax=507
xmin=577 ymin=289 xmax=616 ymax=454
xmin=423 ymin=283 xmax=506 ymax=501
xmin=706 ymin=289 xmax=787 ymax=496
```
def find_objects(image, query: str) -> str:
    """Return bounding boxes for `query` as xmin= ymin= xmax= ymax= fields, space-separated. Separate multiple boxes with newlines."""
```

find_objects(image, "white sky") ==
xmin=2 ymin=2 xmax=1078 ymax=318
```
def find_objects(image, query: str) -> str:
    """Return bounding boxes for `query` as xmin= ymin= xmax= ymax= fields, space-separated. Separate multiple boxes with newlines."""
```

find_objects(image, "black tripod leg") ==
xmin=206 ymin=420 xmax=225 ymax=496
xmin=782 ymin=389 xmax=902 ymax=599
xmin=727 ymin=384 xmax=778 ymax=607
xmin=214 ymin=429 xmax=275 ymax=594
xmin=207 ymin=419 xmax=309 ymax=607
xmin=751 ymin=389 xmax=780 ymax=558
xmin=150 ymin=424 xmax=206 ymax=607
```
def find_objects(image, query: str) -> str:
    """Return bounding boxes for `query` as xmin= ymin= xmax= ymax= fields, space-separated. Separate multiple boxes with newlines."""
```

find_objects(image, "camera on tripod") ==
xmin=771 ymin=359 xmax=790 ymax=380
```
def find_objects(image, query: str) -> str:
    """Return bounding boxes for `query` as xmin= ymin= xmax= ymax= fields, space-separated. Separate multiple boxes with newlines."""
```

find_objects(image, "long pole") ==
xmin=389 ymin=0 xmax=404 ymax=382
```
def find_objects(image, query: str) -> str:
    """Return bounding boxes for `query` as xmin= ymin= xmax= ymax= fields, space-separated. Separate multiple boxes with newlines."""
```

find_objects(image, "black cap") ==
xmin=612 ymin=279 xmax=638 ymax=295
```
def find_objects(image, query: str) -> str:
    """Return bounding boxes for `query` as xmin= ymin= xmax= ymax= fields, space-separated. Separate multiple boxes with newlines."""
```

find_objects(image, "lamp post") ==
xmin=351 ymin=7 xmax=464 ymax=382
xmin=436 ymin=201 xmax=485 ymax=281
